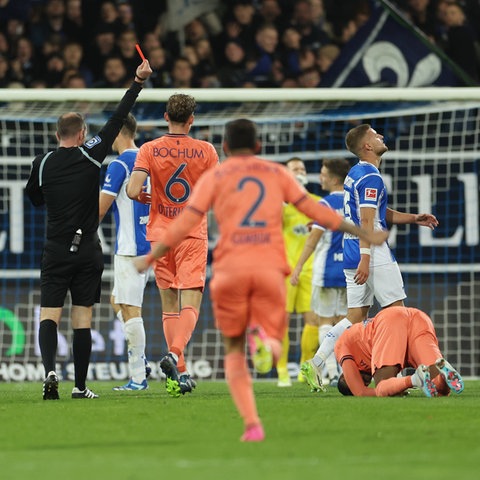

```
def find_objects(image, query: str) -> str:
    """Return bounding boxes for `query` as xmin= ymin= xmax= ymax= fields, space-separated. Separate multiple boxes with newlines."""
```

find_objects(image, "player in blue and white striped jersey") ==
xmin=99 ymin=113 xmax=151 ymax=391
xmin=301 ymin=124 xmax=439 ymax=393
xmin=291 ymin=158 xmax=350 ymax=387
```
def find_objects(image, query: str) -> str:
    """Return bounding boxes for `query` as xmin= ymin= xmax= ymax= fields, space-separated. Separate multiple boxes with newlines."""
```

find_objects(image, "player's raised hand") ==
xmin=415 ymin=213 xmax=439 ymax=230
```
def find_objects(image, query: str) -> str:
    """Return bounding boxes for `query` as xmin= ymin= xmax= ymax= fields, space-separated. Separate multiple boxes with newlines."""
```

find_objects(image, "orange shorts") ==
xmin=153 ymin=237 xmax=208 ymax=291
xmin=371 ymin=309 xmax=442 ymax=373
xmin=210 ymin=267 xmax=287 ymax=340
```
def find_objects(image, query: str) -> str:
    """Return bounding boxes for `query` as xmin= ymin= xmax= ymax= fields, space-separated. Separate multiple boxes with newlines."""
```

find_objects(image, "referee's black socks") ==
xmin=73 ymin=328 xmax=92 ymax=391
xmin=39 ymin=319 xmax=58 ymax=375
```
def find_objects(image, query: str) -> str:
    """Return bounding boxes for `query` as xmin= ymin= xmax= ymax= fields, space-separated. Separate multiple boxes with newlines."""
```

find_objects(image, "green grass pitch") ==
xmin=1 ymin=380 xmax=479 ymax=480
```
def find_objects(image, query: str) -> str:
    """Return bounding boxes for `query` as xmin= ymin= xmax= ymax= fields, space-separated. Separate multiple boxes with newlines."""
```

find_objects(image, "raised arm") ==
xmin=88 ymin=60 xmax=152 ymax=163
xmin=296 ymin=195 xmax=388 ymax=246
xmin=386 ymin=208 xmax=438 ymax=230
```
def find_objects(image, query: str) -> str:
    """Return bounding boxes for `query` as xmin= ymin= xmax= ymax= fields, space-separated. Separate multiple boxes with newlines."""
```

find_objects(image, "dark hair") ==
xmin=166 ymin=93 xmax=196 ymax=123
xmin=224 ymin=118 xmax=258 ymax=151
xmin=322 ymin=158 xmax=351 ymax=182
xmin=345 ymin=123 xmax=371 ymax=156
xmin=337 ymin=374 xmax=354 ymax=396
xmin=56 ymin=112 xmax=86 ymax=139
xmin=285 ymin=156 xmax=304 ymax=167
xmin=120 ymin=113 xmax=137 ymax=139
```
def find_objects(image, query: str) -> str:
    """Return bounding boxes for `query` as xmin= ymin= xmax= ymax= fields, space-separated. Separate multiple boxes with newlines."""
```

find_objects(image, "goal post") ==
xmin=1 ymin=87 xmax=479 ymax=381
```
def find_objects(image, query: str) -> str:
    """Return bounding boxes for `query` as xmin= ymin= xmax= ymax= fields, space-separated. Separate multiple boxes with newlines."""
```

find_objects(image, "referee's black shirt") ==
xmin=26 ymin=82 xmax=142 ymax=242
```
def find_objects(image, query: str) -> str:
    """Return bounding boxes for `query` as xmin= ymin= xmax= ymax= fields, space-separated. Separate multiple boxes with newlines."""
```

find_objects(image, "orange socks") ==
xmin=162 ymin=307 xmax=198 ymax=373
xmin=162 ymin=312 xmax=185 ymax=371
xmin=225 ymin=352 xmax=260 ymax=427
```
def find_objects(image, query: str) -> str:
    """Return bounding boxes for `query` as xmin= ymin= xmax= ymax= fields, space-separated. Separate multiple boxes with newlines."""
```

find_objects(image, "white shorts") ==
xmin=112 ymin=255 xmax=149 ymax=307
xmin=344 ymin=262 xmax=406 ymax=308
xmin=311 ymin=286 xmax=347 ymax=317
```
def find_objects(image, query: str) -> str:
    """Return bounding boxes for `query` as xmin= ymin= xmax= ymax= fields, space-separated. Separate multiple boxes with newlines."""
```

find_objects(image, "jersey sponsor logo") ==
xmin=85 ymin=136 xmax=102 ymax=149
xmin=292 ymin=224 xmax=309 ymax=235
xmin=139 ymin=215 xmax=149 ymax=225
xmin=365 ymin=188 xmax=377 ymax=200
xmin=152 ymin=147 xmax=205 ymax=159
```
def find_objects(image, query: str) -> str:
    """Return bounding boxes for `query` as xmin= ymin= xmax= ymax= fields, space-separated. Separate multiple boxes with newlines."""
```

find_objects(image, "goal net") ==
xmin=1 ymin=87 xmax=479 ymax=382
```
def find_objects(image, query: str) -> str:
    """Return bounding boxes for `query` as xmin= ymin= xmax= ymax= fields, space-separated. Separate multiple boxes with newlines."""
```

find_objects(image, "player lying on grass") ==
xmin=334 ymin=306 xmax=464 ymax=397
xmin=134 ymin=118 xmax=388 ymax=442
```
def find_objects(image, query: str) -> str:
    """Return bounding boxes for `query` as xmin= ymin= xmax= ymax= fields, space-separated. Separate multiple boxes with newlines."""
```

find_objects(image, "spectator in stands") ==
xmin=141 ymin=31 xmax=162 ymax=56
xmin=185 ymin=18 xmax=210 ymax=46
xmin=290 ymin=0 xmax=332 ymax=50
xmin=62 ymin=71 xmax=87 ymax=88
xmin=0 ymin=0 xmax=32 ymax=31
xmin=226 ymin=1 xmax=260 ymax=53
xmin=310 ymin=0 xmax=334 ymax=38
xmin=94 ymin=55 xmax=128 ymax=88
xmin=257 ymin=0 xmax=288 ymax=32
xmin=117 ymin=1 xmax=136 ymax=32
xmin=298 ymin=46 xmax=317 ymax=72
xmin=279 ymin=27 xmax=303 ymax=79
xmin=30 ymin=0 xmax=81 ymax=48
xmin=40 ymin=33 xmax=63 ymax=61
xmin=297 ymin=66 xmax=321 ymax=87
xmin=62 ymin=41 xmax=94 ymax=87
xmin=217 ymin=39 xmax=248 ymax=87
xmin=194 ymin=38 xmax=217 ymax=81
xmin=0 ymin=30 xmax=8 ymax=57
xmin=405 ymin=0 xmax=437 ymax=39
xmin=44 ymin=52 xmax=65 ymax=87
xmin=10 ymin=36 xmax=38 ymax=87
xmin=117 ymin=28 xmax=139 ymax=78
xmin=87 ymin=25 xmax=118 ymax=81
xmin=169 ymin=56 xmax=197 ymax=88
xmin=97 ymin=0 xmax=123 ymax=37
xmin=316 ymin=43 xmax=340 ymax=74
xmin=146 ymin=46 xmax=170 ymax=88
xmin=442 ymin=1 xmax=479 ymax=82
xmin=4 ymin=17 xmax=26 ymax=46
xmin=0 ymin=52 xmax=12 ymax=88
xmin=65 ymin=0 xmax=83 ymax=34
xmin=246 ymin=23 xmax=280 ymax=87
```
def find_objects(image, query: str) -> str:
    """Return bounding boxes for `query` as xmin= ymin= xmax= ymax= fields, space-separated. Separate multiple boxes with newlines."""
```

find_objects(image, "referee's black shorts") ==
xmin=40 ymin=235 xmax=104 ymax=308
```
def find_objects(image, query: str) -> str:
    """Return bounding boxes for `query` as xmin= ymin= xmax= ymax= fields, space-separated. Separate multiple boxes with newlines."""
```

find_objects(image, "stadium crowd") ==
xmin=0 ymin=0 xmax=479 ymax=89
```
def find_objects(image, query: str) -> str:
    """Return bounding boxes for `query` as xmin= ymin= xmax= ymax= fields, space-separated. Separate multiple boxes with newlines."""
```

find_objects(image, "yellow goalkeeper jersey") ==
xmin=282 ymin=193 xmax=322 ymax=273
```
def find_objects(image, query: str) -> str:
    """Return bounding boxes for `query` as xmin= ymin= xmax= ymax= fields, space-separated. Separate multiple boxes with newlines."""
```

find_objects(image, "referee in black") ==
xmin=26 ymin=59 xmax=152 ymax=400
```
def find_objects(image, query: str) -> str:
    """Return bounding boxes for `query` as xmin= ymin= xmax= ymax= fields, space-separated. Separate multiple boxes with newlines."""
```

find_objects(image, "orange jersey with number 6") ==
xmin=133 ymin=133 xmax=218 ymax=241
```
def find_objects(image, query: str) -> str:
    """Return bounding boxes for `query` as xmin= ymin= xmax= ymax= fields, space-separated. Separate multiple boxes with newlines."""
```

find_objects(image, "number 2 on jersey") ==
xmin=237 ymin=177 xmax=266 ymax=227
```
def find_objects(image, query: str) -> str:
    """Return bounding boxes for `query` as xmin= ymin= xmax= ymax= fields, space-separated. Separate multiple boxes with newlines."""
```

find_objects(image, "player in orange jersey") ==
xmin=334 ymin=306 xmax=464 ymax=397
xmin=126 ymin=93 xmax=218 ymax=397
xmin=134 ymin=118 xmax=388 ymax=442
